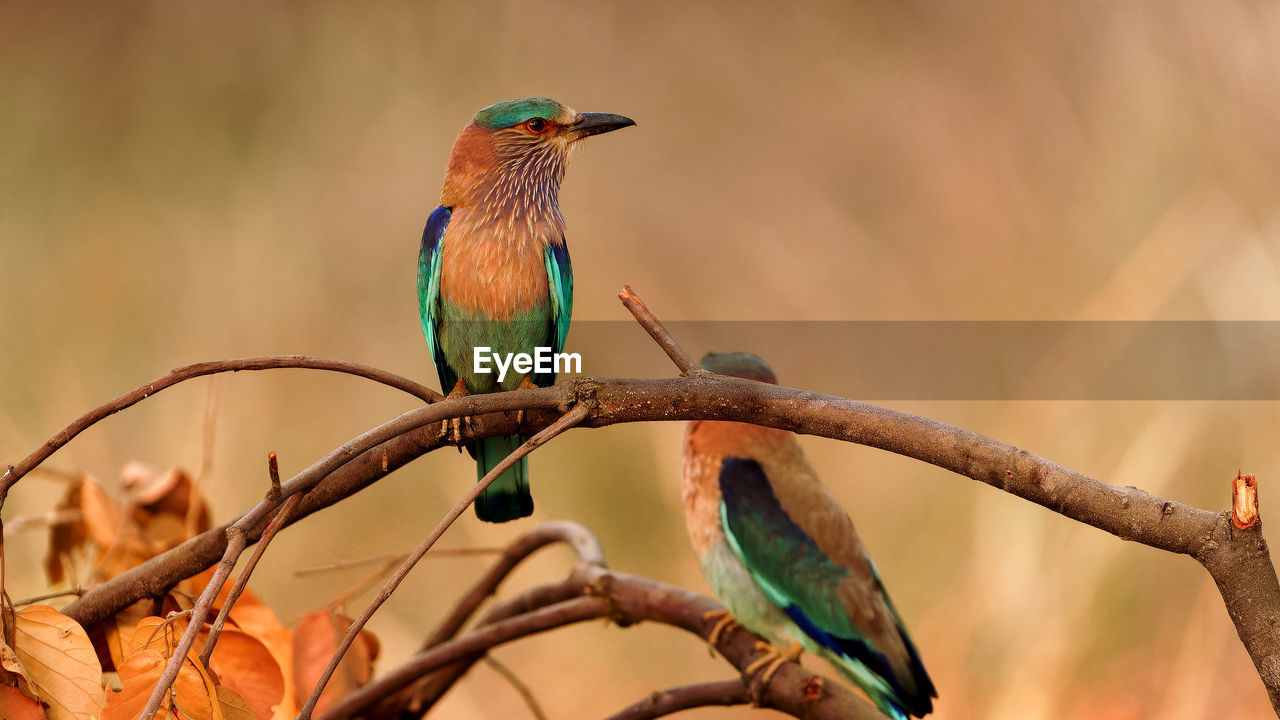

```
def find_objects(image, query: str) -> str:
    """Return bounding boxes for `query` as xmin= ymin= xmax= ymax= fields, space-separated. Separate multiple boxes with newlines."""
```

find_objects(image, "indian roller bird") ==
xmin=682 ymin=352 xmax=936 ymax=719
xmin=418 ymin=98 xmax=634 ymax=522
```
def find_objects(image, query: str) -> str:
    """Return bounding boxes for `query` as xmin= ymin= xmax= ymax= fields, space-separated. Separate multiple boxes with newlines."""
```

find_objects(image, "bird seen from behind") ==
xmin=682 ymin=352 xmax=936 ymax=719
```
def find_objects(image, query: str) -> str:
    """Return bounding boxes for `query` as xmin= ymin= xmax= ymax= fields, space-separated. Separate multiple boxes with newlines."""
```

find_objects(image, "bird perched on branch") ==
xmin=419 ymin=97 xmax=634 ymax=522
xmin=682 ymin=352 xmax=936 ymax=719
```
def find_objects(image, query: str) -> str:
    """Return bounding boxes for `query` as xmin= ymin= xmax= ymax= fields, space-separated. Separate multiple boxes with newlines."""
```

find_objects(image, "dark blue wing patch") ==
xmin=422 ymin=205 xmax=451 ymax=256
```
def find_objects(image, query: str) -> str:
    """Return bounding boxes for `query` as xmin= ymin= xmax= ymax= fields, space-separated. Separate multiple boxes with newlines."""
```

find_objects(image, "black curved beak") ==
xmin=570 ymin=112 xmax=636 ymax=140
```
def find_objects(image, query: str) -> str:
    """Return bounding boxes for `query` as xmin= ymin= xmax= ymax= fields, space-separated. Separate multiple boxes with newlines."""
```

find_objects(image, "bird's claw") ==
xmin=744 ymin=641 xmax=804 ymax=702
xmin=702 ymin=609 xmax=740 ymax=655
xmin=438 ymin=379 xmax=473 ymax=448
xmin=514 ymin=375 xmax=538 ymax=427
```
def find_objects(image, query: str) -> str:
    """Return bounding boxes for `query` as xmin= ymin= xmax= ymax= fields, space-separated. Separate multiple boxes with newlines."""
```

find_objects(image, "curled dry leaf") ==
xmin=291 ymin=610 xmax=380 ymax=715
xmin=11 ymin=605 xmax=104 ymax=720
xmin=44 ymin=474 xmax=120 ymax=585
xmin=1 ymin=632 xmax=35 ymax=697
xmin=120 ymin=462 xmax=211 ymax=533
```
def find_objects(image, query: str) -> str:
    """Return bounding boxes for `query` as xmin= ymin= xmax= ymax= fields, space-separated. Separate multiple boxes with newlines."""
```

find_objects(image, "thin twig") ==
xmin=605 ymin=679 xmax=751 ymax=720
xmin=2 ymin=508 xmax=82 ymax=537
xmin=327 ymin=554 xmax=405 ymax=614
xmin=199 ymin=492 xmax=302 ymax=667
xmin=297 ymin=403 xmax=591 ymax=719
xmin=0 ymin=355 xmax=440 ymax=500
xmin=139 ymin=526 xmax=247 ymax=719
xmin=294 ymin=547 xmax=502 ymax=578
xmin=618 ymin=285 xmax=700 ymax=375
xmin=483 ymin=656 xmax=548 ymax=720
xmin=267 ymin=452 xmax=282 ymax=500
xmin=295 ymin=553 xmax=410 ymax=577
xmin=12 ymin=587 xmax=86 ymax=607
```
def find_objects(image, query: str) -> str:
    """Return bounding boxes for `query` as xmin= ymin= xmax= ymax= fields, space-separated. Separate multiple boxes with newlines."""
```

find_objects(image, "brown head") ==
xmin=700 ymin=351 xmax=779 ymax=384
xmin=439 ymin=98 xmax=635 ymax=217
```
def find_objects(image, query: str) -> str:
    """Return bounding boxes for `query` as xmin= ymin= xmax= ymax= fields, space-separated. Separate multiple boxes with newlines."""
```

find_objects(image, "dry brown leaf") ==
xmin=0 ymin=634 xmax=34 ymax=698
xmin=0 ymin=683 xmax=48 ymax=720
xmin=121 ymin=463 xmax=211 ymax=534
xmin=203 ymin=626 xmax=283 ymax=720
xmin=179 ymin=567 xmax=262 ymax=616
xmin=124 ymin=615 xmax=282 ymax=720
xmin=112 ymin=624 xmax=225 ymax=720
xmin=90 ymin=598 xmax=151 ymax=672
xmin=291 ymin=610 xmax=379 ymax=715
xmin=11 ymin=605 xmax=103 ymax=720
xmin=172 ymin=650 xmax=220 ymax=720
xmin=228 ymin=604 xmax=296 ymax=720
xmin=128 ymin=616 xmax=181 ymax=657
xmin=104 ymin=649 xmax=169 ymax=720
xmin=215 ymin=685 xmax=259 ymax=720
xmin=44 ymin=474 xmax=120 ymax=584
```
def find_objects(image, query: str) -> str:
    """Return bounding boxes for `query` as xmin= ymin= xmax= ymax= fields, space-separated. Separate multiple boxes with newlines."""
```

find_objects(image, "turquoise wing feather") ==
xmin=535 ymin=239 xmax=573 ymax=388
xmin=418 ymin=206 xmax=455 ymax=393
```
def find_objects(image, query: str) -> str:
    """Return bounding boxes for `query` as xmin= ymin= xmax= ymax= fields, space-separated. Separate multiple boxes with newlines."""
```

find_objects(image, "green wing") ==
xmin=717 ymin=457 xmax=934 ymax=719
xmin=534 ymin=239 xmax=573 ymax=388
xmin=418 ymin=205 xmax=455 ymax=393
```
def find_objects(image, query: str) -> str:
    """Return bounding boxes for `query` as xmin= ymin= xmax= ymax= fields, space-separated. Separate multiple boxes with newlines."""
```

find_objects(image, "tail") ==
xmin=474 ymin=435 xmax=533 ymax=523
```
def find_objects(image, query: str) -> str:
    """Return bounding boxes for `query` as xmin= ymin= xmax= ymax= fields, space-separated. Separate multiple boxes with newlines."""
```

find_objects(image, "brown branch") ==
xmin=323 ymin=563 xmax=888 ymax=720
xmin=618 ymin=285 xmax=699 ymax=375
xmin=54 ymin=370 xmax=1280 ymax=709
xmin=1234 ymin=472 xmax=1259 ymax=530
xmin=385 ymin=521 xmax=607 ymax=714
xmin=324 ymin=595 xmax=610 ymax=719
xmin=482 ymin=656 xmax=548 ymax=720
xmin=296 ymin=403 xmax=591 ymax=719
xmin=605 ymin=679 xmax=751 ymax=720
xmin=0 ymin=355 xmax=440 ymax=500
xmin=140 ymin=525 xmax=247 ymax=719
xmin=62 ymin=382 xmax=558 ymax=629
xmin=199 ymin=491 xmax=302 ymax=667
xmin=34 ymin=287 xmax=1280 ymax=711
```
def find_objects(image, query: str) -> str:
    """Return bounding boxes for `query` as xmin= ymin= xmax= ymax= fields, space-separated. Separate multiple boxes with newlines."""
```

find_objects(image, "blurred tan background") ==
xmin=4 ymin=1 xmax=1280 ymax=717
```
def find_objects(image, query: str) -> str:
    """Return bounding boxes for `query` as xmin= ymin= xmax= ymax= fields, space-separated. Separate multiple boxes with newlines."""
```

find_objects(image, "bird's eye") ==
xmin=524 ymin=118 xmax=548 ymax=134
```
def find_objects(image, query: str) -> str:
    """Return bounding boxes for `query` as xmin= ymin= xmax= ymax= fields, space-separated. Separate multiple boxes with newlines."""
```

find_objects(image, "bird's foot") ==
xmin=437 ymin=379 xmax=473 ymax=447
xmin=702 ymin=609 xmax=741 ymax=655
xmin=514 ymin=374 xmax=538 ymax=426
xmin=744 ymin=641 xmax=804 ymax=700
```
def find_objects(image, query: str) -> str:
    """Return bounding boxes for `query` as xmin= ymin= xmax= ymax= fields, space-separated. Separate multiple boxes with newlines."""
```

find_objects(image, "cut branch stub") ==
xmin=1234 ymin=472 xmax=1260 ymax=531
